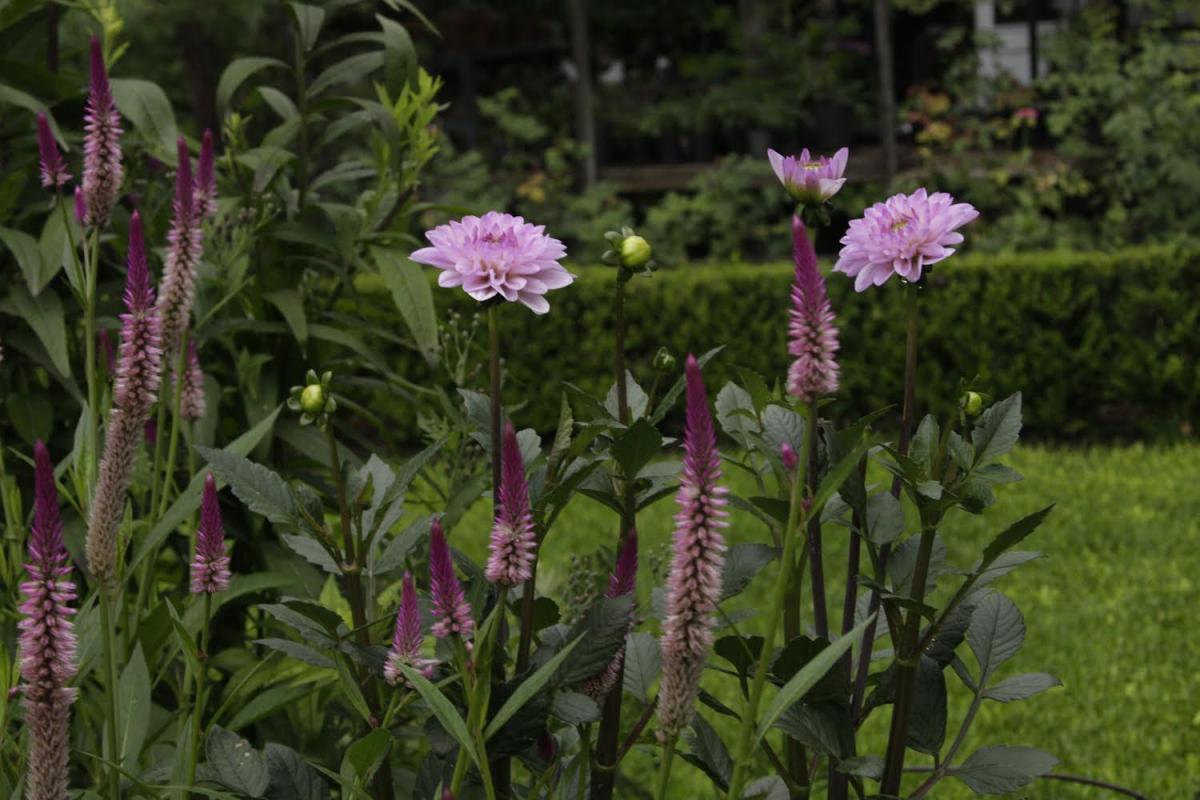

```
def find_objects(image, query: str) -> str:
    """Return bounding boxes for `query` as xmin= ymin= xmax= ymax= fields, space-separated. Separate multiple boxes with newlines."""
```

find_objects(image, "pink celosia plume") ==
xmin=72 ymin=187 xmax=85 ymax=225
xmin=834 ymin=188 xmax=979 ymax=292
xmin=82 ymin=35 xmax=123 ymax=227
xmin=157 ymin=137 xmax=204 ymax=358
xmin=787 ymin=215 xmax=840 ymax=402
xmin=768 ymin=147 xmax=848 ymax=205
xmin=410 ymin=211 xmax=573 ymax=314
xmin=581 ymin=530 xmax=639 ymax=700
xmin=384 ymin=571 xmax=437 ymax=685
xmin=19 ymin=441 xmax=76 ymax=800
xmin=178 ymin=339 xmax=206 ymax=423
xmin=36 ymin=113 xmax=70 ymax=190
xmin=657 ymin=356 xmax=728 ymax=740
xmin=485 ymin=422 xmax=537 ymax=586
xmin=429 ymin=520 xmax=474 ymax=640
xmin=190 ymin=474 xmax=231 ymax=594
xmin=194 ymin=129 xmax=217 ymax=219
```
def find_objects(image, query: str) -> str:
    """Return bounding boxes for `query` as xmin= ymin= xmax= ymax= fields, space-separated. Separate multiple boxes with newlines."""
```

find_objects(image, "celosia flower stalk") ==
xmin=485 ymin=422 xmax=537 ymax=586
xmin=657 ymin=356 xmax=727 ymax=741
xmin=834 ymin=187 xmax=980 ymax=291
xmin=768 ymin=147 xmax=848 ymax=205
xmin=157 ymin=137 xmax=204 ymax=357
xmin=72 ymin=187 xmax=85 ymax=226
xmin=410 ymin=211 xmax=572 ymax=314
xmin=787 ymin=216 xmax=840 ymax=401
xmin=194 ymin=129 xmax=217 ymax=219
xmin=36 ymin=113 xmax=70 ymax=190
xmin=19 ymin=441 xmax=77 ymax=800
xmin=429 ymin=520 xmax=474 ymax=640
xmin=178 ymin=340 xmax=206 ymax=423
xmin=384 ymin=572 xmax=437 ymax=685
xmin=81 ymin=35 xmax=123 ymax=227
xmin=86 ymin=211 xmax=162 ymax=588
xmin=190 ymin=474 xmax=231 ymax=594
xmin=581 ymin=531 xmax=638 ymax=700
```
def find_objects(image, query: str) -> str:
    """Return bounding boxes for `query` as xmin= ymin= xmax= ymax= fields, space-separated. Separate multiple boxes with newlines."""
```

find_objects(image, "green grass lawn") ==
xmin=456 ymin=443 xmax=1200 ymax=799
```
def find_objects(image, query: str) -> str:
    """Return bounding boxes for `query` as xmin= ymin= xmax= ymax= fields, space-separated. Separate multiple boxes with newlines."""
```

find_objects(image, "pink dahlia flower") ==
xmin=485 ymin=422 xmax=537 ymax=586
xmin=429 ymin=520 xmax=474 ymax=640
xmin=36 ymin=113 xmax=70 ymax=190
xmin=834 ymin=188 xmax=979 ymax=292
xmin=410 ymin=211 xmax=572 ymax=314
xmin=787 ymin=216 xmax=840 ymax=401
xmin=190 ymin=474 xmax=231 ymax=594
xmin=384 ymin=571 xmax=437 ymax=685
xmin=82 ymin=35 xmax=123 ymax=227
xmin=657 ymin=356 xmax=728 ymax=740
xmin=768 ymin=147 xmax=849 ymax=205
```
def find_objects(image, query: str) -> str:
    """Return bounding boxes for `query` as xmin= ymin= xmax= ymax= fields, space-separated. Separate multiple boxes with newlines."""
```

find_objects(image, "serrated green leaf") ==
xmin=198 ymin=446 xmax=298 ymax=526
xmin=206 ymin=726 xmax=269 ymax=797
xmin=611 ymin=417 xmax=662 ymax=479
xmin=967 ymin=592 xmax=1025 ymax=683
xmin=971 ymin=393 xmax=1022 ymax=467
xmin=622 ymin=632 xmax=661 ymax=702
xmin=951 ymin=745 xmax=1058 ymax=794
xmin=394 ymin=663 xmax=478 ymax=767
xmin=983 ymin=672 xmax=1061 ymax=703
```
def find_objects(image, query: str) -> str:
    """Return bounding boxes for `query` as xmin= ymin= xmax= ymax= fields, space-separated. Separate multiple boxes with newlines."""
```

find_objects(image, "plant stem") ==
xmin=592 ymin=276 xmax=634 ymax=800
xmin=99 ymin=589 xmax=122 ymax=800
xmin=726 ymin=403 xmax=816 ymax=800
xmin=185 ymin=592 xmax=213 ymax=791
xmin=654 ymin=735 xmax=677 ymax=800
xmin=614 ymin=696 xmax=657 ymax=765
xmin=83 ymin=230 xmax=100 ymax=506
xmin=576 ymin=724 xmax=591 ymax=800
xmin=807 ymin=424 xmax=829 ymax=639
xmin=156 ymin=336 xmax=189 ymax=518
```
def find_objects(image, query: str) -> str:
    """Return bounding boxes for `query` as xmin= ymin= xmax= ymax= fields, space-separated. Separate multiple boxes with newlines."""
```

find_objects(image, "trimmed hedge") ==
xmin=368 ymin=245 xmax=1199 ymax=441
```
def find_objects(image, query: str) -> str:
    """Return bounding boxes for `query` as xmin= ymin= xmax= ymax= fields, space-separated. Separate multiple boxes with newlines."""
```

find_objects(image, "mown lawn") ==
xmin=455 ymin=443 xmax=1200 ymax=799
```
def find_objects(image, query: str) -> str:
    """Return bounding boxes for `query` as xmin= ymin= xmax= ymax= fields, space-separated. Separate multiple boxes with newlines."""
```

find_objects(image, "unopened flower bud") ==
xmin=288 ymin=370 xmax=336 ymax=428
xmin=300 ymin=384 xmax=325 ymax=415
xmin=619 ymin=234 xmax=652 ymax=269
xmin=780 ymin=442 xmax=798 ymax=471
xmin=652 ymin=347 xmax=676 ymax=373
xmin=962 ymin=391 xmax=983 ymax=418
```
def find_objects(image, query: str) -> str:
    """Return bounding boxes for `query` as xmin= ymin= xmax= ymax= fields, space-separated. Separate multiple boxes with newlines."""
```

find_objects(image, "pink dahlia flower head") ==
xmin=835 ymin=188 xmax=979 ymax=292
xmin=410 ymin=211 xmax=572 ymax=314
xmin=768 ymin=147 xmax=849 ymax=204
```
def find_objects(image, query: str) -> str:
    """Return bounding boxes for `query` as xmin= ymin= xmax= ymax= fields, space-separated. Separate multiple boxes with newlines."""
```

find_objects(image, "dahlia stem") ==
xmin=654 ymin=735 xmax=677 ymax=800
xmin=98 ymin=589 xmax=122 ymax=800
xmin=592 ymin=275 xmax=634 ymax=800
xmin=485 ymin=303 xmax=511 ymax=799
xmin=726 ymin=402 xmax=816 ymax=800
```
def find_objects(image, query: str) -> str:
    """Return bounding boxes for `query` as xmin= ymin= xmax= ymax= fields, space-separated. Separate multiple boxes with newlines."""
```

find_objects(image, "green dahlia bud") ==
xmin=962 ymin=391 xmax=983 ymax=418
xmin=300 ymin=384 xmax=326 ymax=415
xmin=619 ymin=235 xmax=652 ymax=269
xmin=652 ymin=347 xmax=676 ymax=373
xmin=288 ymin=370 xmax=336 ymax=428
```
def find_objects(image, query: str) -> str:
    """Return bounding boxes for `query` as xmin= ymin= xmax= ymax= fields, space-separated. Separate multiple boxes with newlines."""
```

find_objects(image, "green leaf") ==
xmin=983 ymin=672 xmax=1061 ymax=703
xmin=118 ymin=644 xmax=150 ymax=770
xmin=374 ymin=248 xmax=439 ymax=366
xmin=951 ymin=745 xmax=1058 ymax=795
xmin=683 ymin=713 xmax=732 ymax=790
xmin=755 ymin=614 xmax=875 ymax=740
xmin=622 ymin=631 xmax=661 ymax=702
xmin=197 ymin=446 xmax=298 ymax=526
xmin=253 ymin=638 xmax=334 ymax=669
xmin=485 ymin=634 xmax=584 ymax=740
xmin=340 ymin=728 xmax=391 ymax=787
xmin=206 ymin=726 xmax=270 ymax=797
xmin=258 ymin=86 xmax=300 ymax=122
xmin=264 ymin=289 xmax=308 ymax=349
xmin=864 ymin=491 xmax=904 ymax=545
xmin=335 ymin=658 xmax=372 ymax=724
xmin=394 ymin=663 xmax=479 ymax=767
xmin=555 ymin=595 xmax=634 ymax=685
xmin=720 ymin=542 xmax=776 ymax=601
xmin=0 ymin=85 xmax=65 ymax=142
xmin=978 ymin=505 xmax=1053 ymax=571
xmin=377 ymin=14 xmax=417 ymax=92
xmin=110 ymin=78 xmax=178 ymax=159
xmin=967 ymin=592 xmax=1025 ymax=683
xmin=549 ymin=690 xmax=600 ymax=725
xmin=265 ymin=743 xmax=327 ymax=800
xmin=812 ymin=435 xmax=872 ymax=513
xmin=910 ymin=414 xmax=940 ymax=474
xmin=227 ymin=685 xmax=316 ymax=731
xmin=288 ymin=2 xmax=326 ymax=51
xmin=651 ymin=346 xmax=724 ymax=424
xmin=0 ymin=227 xmax=47 ymax=295
xmin=217 ymin=57 xmax=288 ymax=112
xmin=971 ymin=393 xmax=1022 ymax=467
xmin=309 ymin=51 xmax=384 ymax=96
xmin=605 ymin=371 xmax=649 ymax=420
xmin=2 ymin=284 xmax=69 ymax=375
xmin=611 ymin=418 xmax=662 ymax=479
xmin=907 ymin=656 xmax=947 ymax=756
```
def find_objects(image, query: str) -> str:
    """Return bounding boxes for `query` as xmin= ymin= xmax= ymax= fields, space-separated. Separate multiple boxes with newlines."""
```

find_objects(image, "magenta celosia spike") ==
xmin=73 ymin=186 xmax=85 ymax=225
xmin=656 ymin=355 xmax=728 ymax=740
xmin=98 ymin=329 xmax=115 ymax=375
xmin=157 ymin=137 xmax=204 ymax=358
xmin=190 ymin=473 xmax=231 ymax=594
xmin=82 ymin=35 xmax=123 ymax=227
xmin=384 ymin=571 xmax=437 ymax=685
xmin=36 ymin=113 xmax=70 ymax=190
xmin=429 ymin=519 xmax=474 ymax=640
xmin=19 ymin=442 xmax=77 ymax=800
xmin=787 ymin=215 xmax=840 ymax=402
xmin=580 ymin=530 xmax=640 ymax=700
xmin=485 ymin=422 xmax=537 ymax=586
xmin=195 ymin=129 xmax=217 ymax=219
xmin=178 ymin=339 xmax=206 ymax=422
xmin=780 ymin=441 xmax=798 ymax=472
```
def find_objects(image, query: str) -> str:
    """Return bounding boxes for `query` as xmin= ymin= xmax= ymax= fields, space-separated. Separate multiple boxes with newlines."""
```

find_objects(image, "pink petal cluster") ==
xmin=157 ymin=137 xmax=205 ymax=357
xmin=834 ymin=188 xmax=980 ymax=291
xmin=81 ymin=36 xmax=123 ymax=227
xmin=768 ymin=147 xmax=848 ymax=205
xmin=190 ymin=474 xmax=231 ymax=594
xmin=429 ymin=520 xmax=474 ymax=640
xmin=384 ymin=572 xmax=437 ymax=685
xmin=178 ymin=340 xmax=206 ymax=423
xmin=194 ymin=129 xmax=218 ymax=219
xmin=36 ymin=113 xmax=70 ymax=190
xmin=485 ymin=423 xmax=537 ymax=586
xmin=657 ymin=356 xmax=728 ymax=740
xmin=410 ymin=211 xmax=572 ymax=315
xmin=19 ymin=442 xmax=76 ymax=800
xmin=581 ymin=530 xmax=638 ymax=700
xmin=87 ymin=213 xmax=162 ymax=588
xmin=787 ymin=215 xmax=840 ymax=402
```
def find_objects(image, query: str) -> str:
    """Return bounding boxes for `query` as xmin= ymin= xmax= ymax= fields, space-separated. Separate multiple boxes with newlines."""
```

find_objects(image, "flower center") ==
xmin=891 ymin=218 xmax=910 ymax=232
xmin=802 ymin=160 xmax=823 ymax=170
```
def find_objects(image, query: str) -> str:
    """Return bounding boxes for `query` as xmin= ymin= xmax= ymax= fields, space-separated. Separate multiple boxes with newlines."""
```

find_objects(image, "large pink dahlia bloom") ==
xmin=834 ymin=188 xmax=979 ymax=292
xmin=768 ymin=147 xmax=848 ymax=205
xmin=410 ymin=211 xmax=572 ymax=314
